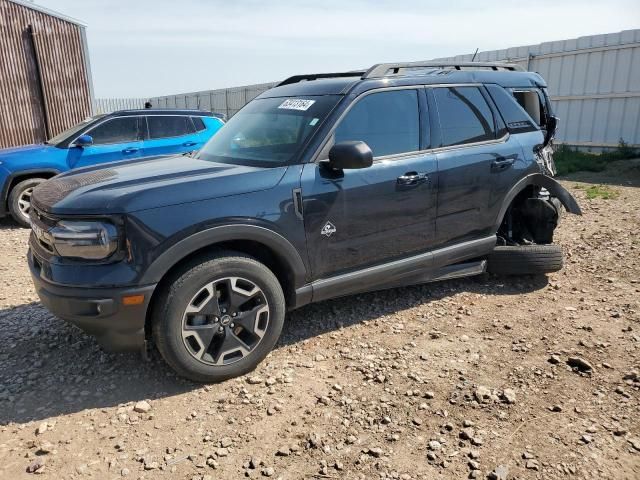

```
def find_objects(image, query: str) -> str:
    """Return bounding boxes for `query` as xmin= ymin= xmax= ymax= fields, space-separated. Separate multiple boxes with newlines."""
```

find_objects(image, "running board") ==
xmin=377 ymin=259 xmax=487 ymax=291
xmin=428 ymin=259 xmax=487 ymax=282
xmin=306 ymin=236 xmax=496 ymax=304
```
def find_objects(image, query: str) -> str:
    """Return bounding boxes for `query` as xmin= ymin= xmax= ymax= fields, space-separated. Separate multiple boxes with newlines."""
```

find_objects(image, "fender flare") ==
xmin=494 ymin=173 xmax=582 ymax=231
xmin=139 ymin=224 xmax=309 ymax=288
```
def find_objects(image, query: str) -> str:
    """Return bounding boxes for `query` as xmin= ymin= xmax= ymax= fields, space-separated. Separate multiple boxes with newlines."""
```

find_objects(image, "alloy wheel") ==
xmin=18 ymin=187 xmax=34 ymax=221
xmin=181 ymin=276 xmax=269 ymax=366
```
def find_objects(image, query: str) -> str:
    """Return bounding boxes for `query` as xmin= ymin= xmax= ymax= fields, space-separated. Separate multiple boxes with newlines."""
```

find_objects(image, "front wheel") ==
xmin=8 ymin=178 xmax=45 ymax=227
xmin=152 ymin=252 xmax=285 ymax=383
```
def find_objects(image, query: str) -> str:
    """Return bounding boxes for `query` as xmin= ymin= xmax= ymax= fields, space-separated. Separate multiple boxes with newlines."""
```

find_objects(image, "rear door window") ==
xmin=334 ymin=89 xmax=420 ymax=157
xmin=433 ymin=87 xmax=495 ymax=147
xmin=88 ymin=117 xmax=140 ymax=145
xmin=147 ymin=116 xmax=195 ymax=139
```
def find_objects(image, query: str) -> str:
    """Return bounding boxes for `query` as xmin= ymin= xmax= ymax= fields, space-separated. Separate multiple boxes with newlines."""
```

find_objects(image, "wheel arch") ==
xmin=493 ymin=173 xmax=582 ymax=233
xmin=141 ymin=225 xmax=310 ymax=334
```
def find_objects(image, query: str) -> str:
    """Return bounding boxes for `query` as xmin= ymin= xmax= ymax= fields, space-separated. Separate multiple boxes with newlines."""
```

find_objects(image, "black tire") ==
xmin=152 ymin=251 xmax=285 ymax=383
xmin=487 ymin=244 xmax=563 ymax=275
xmin=8 ymin=178 xmax=45 ymax=227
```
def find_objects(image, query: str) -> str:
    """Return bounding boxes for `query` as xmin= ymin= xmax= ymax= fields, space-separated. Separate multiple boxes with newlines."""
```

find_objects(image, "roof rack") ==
xmin=363 ymin=61 xmax=525 ymax=78
xmin=277 ymin=71 xmax=366 ymax=87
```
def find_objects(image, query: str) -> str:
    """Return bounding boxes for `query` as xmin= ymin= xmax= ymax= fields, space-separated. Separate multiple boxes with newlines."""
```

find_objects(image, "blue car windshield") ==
xmin=47 ymin=115 xmax=105 ymax=145
xmin=196 ymin=95 xmax=340 ymax=167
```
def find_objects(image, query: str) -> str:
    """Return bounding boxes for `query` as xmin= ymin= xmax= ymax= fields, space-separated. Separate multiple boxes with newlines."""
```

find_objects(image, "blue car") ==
xmin=0 ymin=109 xmax=224 ymax=226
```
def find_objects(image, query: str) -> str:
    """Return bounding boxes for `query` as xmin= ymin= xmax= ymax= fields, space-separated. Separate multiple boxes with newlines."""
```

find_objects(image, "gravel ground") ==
xmin=0 ymin=164 xmax=638 ymax=480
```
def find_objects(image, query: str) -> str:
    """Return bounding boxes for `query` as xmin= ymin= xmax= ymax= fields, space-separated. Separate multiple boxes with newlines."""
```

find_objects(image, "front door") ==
xmin=301 ymin=88 xmax=438 ymax=279
xmin=67 ymin=116 xmax=143 ymax=168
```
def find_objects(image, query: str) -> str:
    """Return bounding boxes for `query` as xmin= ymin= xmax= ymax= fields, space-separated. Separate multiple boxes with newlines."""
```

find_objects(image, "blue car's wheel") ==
xmin=8 ymin=178 xmax=45 ymax=228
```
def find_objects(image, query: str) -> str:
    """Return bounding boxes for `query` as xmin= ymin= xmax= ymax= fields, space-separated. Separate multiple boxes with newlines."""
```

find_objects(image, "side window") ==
xmin=511 ymin=89 xmax=546 ymax=127
xmin=191 ymin=116 xmax=206 ymax=132
xmin=334 ymin=90 xmax=419 ymax=157
xmin=485 ymin=85 xmax=538 ymax=134
xmin=433 ymin=87 xmax=495 ymax=147
xmin=88 ymin=117 xmax=139 ymax=145
xmin=147 ymin=116 xmax=195 ymax=139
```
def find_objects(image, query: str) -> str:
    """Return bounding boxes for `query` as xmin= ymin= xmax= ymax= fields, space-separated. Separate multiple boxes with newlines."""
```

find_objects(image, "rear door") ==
xmin=432 ymin=85 xmax=523 ymax=246
xmin=301 ymin=88 xmax=438 ymax=279
xmin=67 ymin=116 xmax=143 ymax=168
xmin=141 ymin=115 xmax=203 ymax=158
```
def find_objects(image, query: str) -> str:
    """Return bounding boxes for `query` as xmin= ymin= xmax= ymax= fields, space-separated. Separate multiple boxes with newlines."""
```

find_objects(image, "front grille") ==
xmin=29 ymin=207 xmax=56 ymax=254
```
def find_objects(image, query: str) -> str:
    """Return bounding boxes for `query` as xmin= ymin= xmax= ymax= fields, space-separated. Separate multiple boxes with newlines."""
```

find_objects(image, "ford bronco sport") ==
xmin=27 ymin=61 xmax=581 ymax=382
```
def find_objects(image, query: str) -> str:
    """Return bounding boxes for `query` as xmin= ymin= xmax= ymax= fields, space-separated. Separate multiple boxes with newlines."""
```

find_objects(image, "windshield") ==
xmin=47 ymin=115 xmax=105 ymax=145
xmin=196 ymin=95 xmax=340 ymax=167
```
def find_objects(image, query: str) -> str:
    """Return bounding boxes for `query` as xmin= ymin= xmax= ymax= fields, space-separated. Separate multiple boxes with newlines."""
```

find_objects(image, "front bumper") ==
xmin=28 ymin=249 xmax=156 ymax=351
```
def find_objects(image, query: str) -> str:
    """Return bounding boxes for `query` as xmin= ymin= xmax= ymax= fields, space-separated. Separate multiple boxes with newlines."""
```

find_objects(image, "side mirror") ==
xmin=326 ymin=141 xmax=373 ymax=170
xmin=73 ymin=134 xmax=93 ymax=148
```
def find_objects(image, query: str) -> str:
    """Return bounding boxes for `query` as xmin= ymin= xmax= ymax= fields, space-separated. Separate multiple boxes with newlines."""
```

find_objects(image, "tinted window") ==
xmin=147 ymin=116 xmax=195 ymax=139
xmin=433 ymin=87 xmax=495 ymax=147
xmin=335 ymin=90 xmax=419 ymax=157
xmin=49 ymin=115 xmax=105 ymax=145
xmin=89 ymin=117 xmax=139 ymax=145
xmin=486 ymin=85 xmax=538 ymax=134
xmin=192 ymin=117 xmax=206 ymax=131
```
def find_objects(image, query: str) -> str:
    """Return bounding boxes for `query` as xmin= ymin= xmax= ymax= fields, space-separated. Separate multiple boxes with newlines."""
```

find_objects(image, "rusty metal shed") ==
xmin=0 ymin=0 xmax=94 ymax=148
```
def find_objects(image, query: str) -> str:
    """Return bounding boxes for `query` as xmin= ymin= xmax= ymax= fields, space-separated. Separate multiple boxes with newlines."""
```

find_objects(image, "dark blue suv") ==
xmin=27 ymin=62 xmax=581 ymax=382
xmin=0 ymin=109 xmax=223 ymax=226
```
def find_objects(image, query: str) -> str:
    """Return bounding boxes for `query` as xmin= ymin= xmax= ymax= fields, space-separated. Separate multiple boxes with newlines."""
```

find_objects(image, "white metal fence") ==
xmin=148 ymin=29 xmax=639 ymax=150
xmin=93 ymin=98 xmax=147 ymax=114
xmin=434 ymin=29 xmax=640 ymax=150
xmin=149 ymin=82 xmax=276 ymax=119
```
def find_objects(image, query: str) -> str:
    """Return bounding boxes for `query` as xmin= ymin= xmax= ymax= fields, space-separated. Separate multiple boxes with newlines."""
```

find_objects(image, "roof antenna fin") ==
xmin=471 ymin=48 xmax=479 ymax=62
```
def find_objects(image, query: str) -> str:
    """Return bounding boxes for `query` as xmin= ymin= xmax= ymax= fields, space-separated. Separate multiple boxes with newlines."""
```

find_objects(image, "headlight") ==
xmin=49 ymin=220 xmax=119 ymax=260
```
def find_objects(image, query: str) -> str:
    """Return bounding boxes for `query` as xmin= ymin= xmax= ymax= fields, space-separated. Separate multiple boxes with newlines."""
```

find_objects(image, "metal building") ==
xmin=150 ymin=29 xmax=640 ymax=150
xmin=0 ymin=0 xmax=94 ymax=149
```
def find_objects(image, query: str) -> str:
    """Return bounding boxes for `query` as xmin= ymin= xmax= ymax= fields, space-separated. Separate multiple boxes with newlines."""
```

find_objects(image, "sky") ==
xmin=37 ymin=0 xmax=640 ymax=99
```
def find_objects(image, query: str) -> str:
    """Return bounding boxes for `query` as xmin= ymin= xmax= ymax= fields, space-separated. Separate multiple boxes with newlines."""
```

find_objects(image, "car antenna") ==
xmin=471 ymin=48 xmax=479 ymax=62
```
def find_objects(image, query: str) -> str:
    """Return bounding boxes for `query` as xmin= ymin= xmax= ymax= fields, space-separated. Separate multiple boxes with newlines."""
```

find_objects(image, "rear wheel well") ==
xmin=497 ymin=185 xmax=561 ymax=246
xmin=144 ymin=240 xmax=295 ymax=337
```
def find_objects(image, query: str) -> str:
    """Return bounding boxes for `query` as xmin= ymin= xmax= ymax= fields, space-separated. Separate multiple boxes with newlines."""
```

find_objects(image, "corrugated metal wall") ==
xmin=149 ymin=82 xmax=276 ymax=119
xmin=0 ymin=0 xmax=93 ymax=148
xmin=150 ymin=29 xmax=639 ymax=150
xmin=434 ymin=29 xmax=640 ymax=149
xmin=94 ymin=98 xmax=146 ymax=114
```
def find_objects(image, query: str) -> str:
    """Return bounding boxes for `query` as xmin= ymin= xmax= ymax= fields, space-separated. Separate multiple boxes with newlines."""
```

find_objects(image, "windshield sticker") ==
xmin=309 ymin=118 xmax=319 ymax=126
xmin=278 ymin=99 xmax=316 ymax=111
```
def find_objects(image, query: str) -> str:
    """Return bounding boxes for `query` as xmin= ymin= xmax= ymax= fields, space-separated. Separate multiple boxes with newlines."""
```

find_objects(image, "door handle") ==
xmin=491 ymin=157 xmax=515 ymax=172
xmin=397 ymin=172 xmax=429 ymax=186
xmin=182 ymin=141 xmax=197 ymax=147
xmin=122 ymin=147 xmax=139 ymax=154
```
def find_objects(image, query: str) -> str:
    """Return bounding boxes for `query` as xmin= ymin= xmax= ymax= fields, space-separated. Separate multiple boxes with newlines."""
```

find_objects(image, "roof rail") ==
xmin=277 ymin=71 xmax=366 ymax=87
xmin=363 ymin=61 xmax=525 ymax=79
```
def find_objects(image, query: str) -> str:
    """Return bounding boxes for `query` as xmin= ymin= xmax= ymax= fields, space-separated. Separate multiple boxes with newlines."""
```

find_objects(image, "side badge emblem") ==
xmin=321 ymin=221 xmax=337 ymax=237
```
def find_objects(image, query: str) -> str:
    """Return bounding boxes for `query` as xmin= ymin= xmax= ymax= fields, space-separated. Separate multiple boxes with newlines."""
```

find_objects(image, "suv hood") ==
xmin=0 ymin=144 xmax=59 ymax=169
xmin=32 ymin=155 xmax=287 ymax=215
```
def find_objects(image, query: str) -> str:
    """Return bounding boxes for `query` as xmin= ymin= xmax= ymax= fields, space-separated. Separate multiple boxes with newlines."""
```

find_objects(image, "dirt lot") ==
xmin=0 ymin=163 xmax=638 ymax=480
